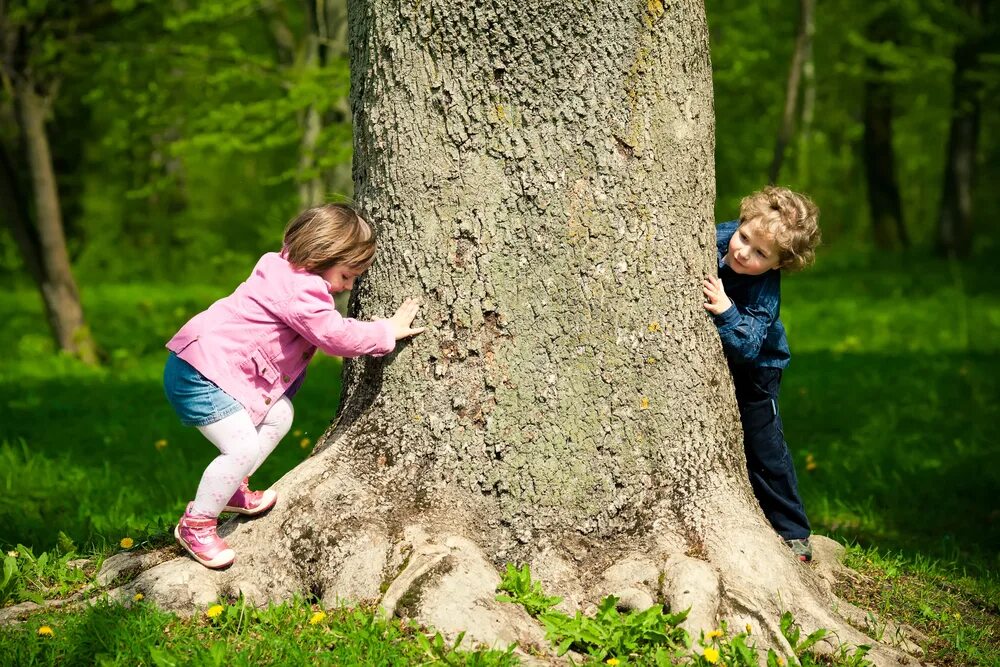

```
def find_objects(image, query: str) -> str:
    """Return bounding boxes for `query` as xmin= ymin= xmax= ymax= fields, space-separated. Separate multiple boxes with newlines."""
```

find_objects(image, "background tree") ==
xmin=861 ymin=4 xmax=909 ymax=250
xmin=106 ymin=2 xmax=920 ymax=663
xmin=936 ymin=0 xmax=986 ymax=258
xmin=768 ymin=0 xmax=814 ymax=185
xmin=0 ymin=1 xmax=106 ymax=363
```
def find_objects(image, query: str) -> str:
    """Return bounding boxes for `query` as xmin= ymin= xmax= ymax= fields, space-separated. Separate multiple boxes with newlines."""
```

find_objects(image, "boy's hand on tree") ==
xmin=702 ymin=276 xmax=733 ymax=315
xmin=388 ymin=297 xmax=426 ymax=340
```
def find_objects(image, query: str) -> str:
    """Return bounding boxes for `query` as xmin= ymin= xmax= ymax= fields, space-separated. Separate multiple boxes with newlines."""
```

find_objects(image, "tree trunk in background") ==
xmin=14 ymin=77 xmax=99 ymax=364
xmin=862 ymin=11 xmax=909 ymax=250
xmin=797 ymin=0 xmax=816 ymax=185
xmin=937 ymin=0 xmax=983 ymax=258
xmin=114 ymin=3 xmax=917 ymax=663
xmin=262 ymin=0 xmax=347 ymax=207
xmin=768 ymin=0 xmax=812 ymax=185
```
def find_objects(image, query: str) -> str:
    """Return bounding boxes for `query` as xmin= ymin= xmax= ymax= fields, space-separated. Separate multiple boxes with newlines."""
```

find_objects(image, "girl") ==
xmin=163 ymin=203 xmax=424 ymax=569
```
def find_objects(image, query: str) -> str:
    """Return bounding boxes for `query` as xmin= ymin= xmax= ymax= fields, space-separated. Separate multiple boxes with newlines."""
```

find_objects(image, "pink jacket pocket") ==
xmin=244 ymin=347 xmax=279 ymax=386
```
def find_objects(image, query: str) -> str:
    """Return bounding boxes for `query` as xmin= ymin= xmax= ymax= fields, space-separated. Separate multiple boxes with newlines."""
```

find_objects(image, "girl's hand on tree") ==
xmin=388 ymin=297 xmax=426 ymax=340
xmin=702 ymin=276 xmax=733 ymax=315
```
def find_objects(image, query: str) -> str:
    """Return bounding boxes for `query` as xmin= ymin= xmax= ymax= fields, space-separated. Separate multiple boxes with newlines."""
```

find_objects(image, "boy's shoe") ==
xmin=785 ymin=537 xmax=813 ymax=562
xmin=175 ymin=504 xmax=235 ymax=569
xmin=223 ymin=477 xmax=277 ymax=516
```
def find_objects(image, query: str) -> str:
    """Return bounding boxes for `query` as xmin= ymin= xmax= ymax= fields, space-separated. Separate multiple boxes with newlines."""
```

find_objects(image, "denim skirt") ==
xmin=163 ymin=353 xmax=243 ymax=426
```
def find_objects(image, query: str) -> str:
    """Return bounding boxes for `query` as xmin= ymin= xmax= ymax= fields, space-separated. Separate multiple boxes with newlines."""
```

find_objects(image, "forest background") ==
xmin=0 ymin=1 xmax=998 ymax=662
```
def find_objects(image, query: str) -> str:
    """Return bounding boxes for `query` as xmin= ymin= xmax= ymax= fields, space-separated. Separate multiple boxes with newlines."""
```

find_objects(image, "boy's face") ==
xmin=321 ymin=263 xmax=366 ymax=294
xmin=725 ymin=222 xmax=782 ymax=275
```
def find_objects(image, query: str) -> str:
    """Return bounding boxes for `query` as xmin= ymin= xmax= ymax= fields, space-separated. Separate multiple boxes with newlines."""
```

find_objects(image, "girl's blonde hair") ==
xmin=739 ymin=186 xmax=820 ymax=272
xmin=282 ymin=203 xmax=376 ymax=273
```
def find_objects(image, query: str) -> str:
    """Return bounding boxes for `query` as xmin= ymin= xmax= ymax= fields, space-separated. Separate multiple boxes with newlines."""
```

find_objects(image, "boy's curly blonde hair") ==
xmin=739 ymin=186 xmax=820 ymax=272
xmin=282 ymin=203 xmax=376 ymax=273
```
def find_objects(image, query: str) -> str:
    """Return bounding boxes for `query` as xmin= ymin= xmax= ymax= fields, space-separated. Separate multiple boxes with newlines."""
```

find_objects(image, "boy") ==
xmin=702 ymin=186 xmax=821 ymax=562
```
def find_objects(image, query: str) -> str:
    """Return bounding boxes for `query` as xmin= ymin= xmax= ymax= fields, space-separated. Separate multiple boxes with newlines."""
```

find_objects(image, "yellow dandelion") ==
xmin=119 ymin=537 xmax=134 ymax=549
xmin=606 ymin=659 xmax=620 ymax=666
xmin=777 ymin=658 xmax=785 ymax=666
xmin=706 ymin=629 xmax=723 ymax=640
xmin=805 ymin=453 xmax=817 ymax=472
xmin=646 ymin=357 xmax=657 ymax=364
xmin=293 ymin=429 xmax=303 ymax=437
xmin=640 ymin=397 xmax=650 ymax=410
xmin=154 ymin=439 xmax=168 ymax=451
xmin=309 ymin=611 xmax=327 ymax=625
xmin=299 ymin=437 xmax=312 ymax=449
xmin=206 ymin=604 xmax=224 ymax=619
xmin=745 ymin=623 xmax=752 ymax=634
xmin=703 ymin=646 xmax=719 ymax=664
xmin=953 ymin=612 xmax=961 ymax=620
xmin=134 ymin=593 xmax=144 ymax=602
xmin=37 ymin=626 xmax=54 ymax=637
xmin=648 ymin=321 xmax=660 ymax=332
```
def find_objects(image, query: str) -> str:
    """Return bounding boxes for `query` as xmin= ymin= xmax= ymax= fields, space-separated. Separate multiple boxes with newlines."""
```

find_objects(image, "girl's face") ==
xmin=321 ymin=263 xmax=366 ymax=294
xmin=726 ymin=222 xmax=782 ymax=275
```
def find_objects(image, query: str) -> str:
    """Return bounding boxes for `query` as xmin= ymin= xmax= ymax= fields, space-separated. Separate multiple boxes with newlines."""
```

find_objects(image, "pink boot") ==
xmin=223 ymin=477 xmax=277 ymax=516
xmin=174 ymin=504 xmax=235 ymax=569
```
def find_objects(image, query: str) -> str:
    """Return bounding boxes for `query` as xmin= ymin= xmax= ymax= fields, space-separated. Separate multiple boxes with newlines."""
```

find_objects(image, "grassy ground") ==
xmin=0 ymin=249 xmax=997 ymax=664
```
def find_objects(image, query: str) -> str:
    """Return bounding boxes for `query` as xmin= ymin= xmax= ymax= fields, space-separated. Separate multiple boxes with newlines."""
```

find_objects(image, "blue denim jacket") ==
xmin=711 ymin=221 xmax=791 ymax=368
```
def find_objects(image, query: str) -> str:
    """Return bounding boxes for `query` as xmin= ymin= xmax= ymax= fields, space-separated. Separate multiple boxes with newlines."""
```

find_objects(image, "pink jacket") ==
xmin=166 ymin=252 xmax=395 ymax=425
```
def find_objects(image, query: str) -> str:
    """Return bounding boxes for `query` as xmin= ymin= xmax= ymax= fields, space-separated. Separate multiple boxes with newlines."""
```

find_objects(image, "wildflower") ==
xmin=154 ymin=439 xmax=168 ymax=451
xmin=309 ymin=611 xmax=327 ymax=625
xmin=119 ymin=537 xmax=134 ymax=549
xmin=703 ymin=646 xmax=719 ymax=664
xmin=706 ymin=629 xmax=723 ymax=640
xmin=776 ymin=658 xmax=785 ymax=666
xmin=606 ymin=659 xmax=620 ymax=666
xmin=640 ymin=397 xmax=650 ymax=410
xmin=805 ymin=454 xmax=817 ymax=472
xmin=134 ymin=593 xmax=144 ymax=602
xmin=7 ymin=550 xmax=17 ymax=558
xmin=299 ymin=437 xmax=312 ymax=449
xmin=746 ymin=623 xmax=752 ymax=634
xmin=953 ymin=612 xmax=961 ymax=620
xmin=37 ymin=626 xmax=54 ymax=637
xmin=648 ymin=321 xmax=660 ymax=333
xmin=293 ymin=429 xmax=303 ymax=437
xmin=646 ymin=357 xmax=657 ymax=364
xmin=206 ymin=604 xmax=224 ymax=619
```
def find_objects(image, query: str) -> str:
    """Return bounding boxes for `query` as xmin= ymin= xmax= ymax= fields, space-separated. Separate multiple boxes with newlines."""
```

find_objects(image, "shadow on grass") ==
xmin=784 ymin=350 xmax=999 ymax=571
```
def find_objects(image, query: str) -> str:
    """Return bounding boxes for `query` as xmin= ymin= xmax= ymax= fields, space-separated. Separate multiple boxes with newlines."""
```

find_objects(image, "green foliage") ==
xmin=495 ymin=563 xmax=563 ymax=616
xmin=0 ymin=542 xmax=93 ymax=607
xmin=497 ymin=566 xmax=879 ymax=666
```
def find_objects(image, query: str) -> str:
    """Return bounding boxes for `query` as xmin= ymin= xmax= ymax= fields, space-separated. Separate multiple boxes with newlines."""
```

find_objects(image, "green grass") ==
xmin=0 ymin=596 xmax=516 ymax=666
xmin=0 ymin=248 xmax=997 ymax=664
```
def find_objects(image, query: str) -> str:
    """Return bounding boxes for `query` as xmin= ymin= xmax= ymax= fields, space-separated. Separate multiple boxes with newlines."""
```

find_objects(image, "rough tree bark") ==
xmin=102 ymin=2 xmax=920 ymax=663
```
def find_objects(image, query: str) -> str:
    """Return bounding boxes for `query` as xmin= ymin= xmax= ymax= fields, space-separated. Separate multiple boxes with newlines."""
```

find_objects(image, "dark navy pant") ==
xmin=730 ymin=363 xmax=811 ymax=540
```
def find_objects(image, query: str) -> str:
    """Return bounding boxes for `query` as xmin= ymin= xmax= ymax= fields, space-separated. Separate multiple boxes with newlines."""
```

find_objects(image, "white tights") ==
xmin=190 ymin=396 xmax=294 ymax=517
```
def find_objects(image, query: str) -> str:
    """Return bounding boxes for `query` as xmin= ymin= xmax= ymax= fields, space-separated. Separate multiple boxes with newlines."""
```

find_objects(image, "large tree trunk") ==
xmin=106 ymin=2 xmax=918 ymax=663
xmin=862 ymin=12 xmax=909 ymax=250
xmin=14 ymin=77 xmax=99 ymax=364
xmin=936 ymin=0 xmax=983 ymax=258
